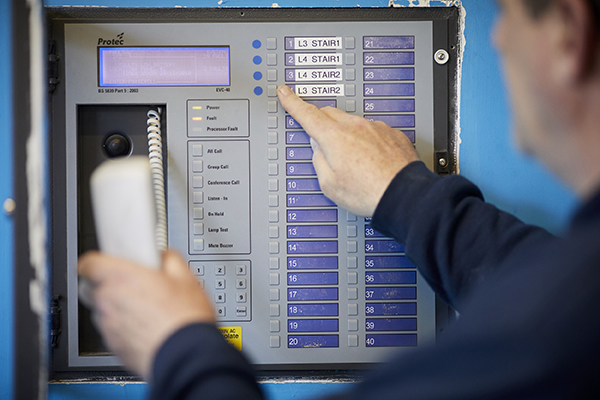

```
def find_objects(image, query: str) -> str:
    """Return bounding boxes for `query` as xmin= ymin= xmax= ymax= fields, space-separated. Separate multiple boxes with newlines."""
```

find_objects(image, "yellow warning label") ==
xmin=218 ymin=326 xmax=242 ymax=350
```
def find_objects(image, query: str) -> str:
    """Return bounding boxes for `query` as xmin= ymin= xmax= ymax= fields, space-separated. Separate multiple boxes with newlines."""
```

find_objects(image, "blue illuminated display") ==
xmin=365 ymin=287 xmax=416 ymax=300
xmin=365 ymin=240 xmax=406 ymax=253
xmin=286 ymin=147 xmax=314 ymax=160
xmin=287 ymin=241 xmax=338 ymax=254
xmin=288 ymin=319 xmax=339 ymax=332
xmin=365 ymin=271 xmax=416 ymax=284
xmin=365 ymin=226 xmax=386 ymax=237
xmin=287 ymin=194 xmax=336 ymax=207
xmin=99 ymin=47 xmax=230 ymax=87
xmin=364 ymin=67 xmax=415 ymax=81
xmin=364 ymin=115 xmax=415 ymax=128
xmin=286 ymin=116 xmax=303 ymax=129
xmin=364 ymin=52 xmax=415 ymax=65
xmin=287 ymin=178 xmax=321 ymax=192
xmin=366 ymin=318 xmax=417 ymax=331
xmin=364 ymin=83 xmax=415 ymax=96
xmin=287 ymin=256 xmax=338 ymax=269
xmin=288 ymin=303 xmax=339 ymax=316
xmin=286 ymin=163 xmax=316 ymax=176
xmin=288 ymin=335 xmax=339 ymax=348
xmin=288 ymin=288 xmax=339 ymax=301
xmin=288 ymin=272 xmax=339 ymax=285
xmin=403 ymin=130 xmax=416 ymax=143
xmin=363 ymin=36 xmax=415 ymax=49
xmin=364 ymin=99 xmax=415 ymax=113
xmin=366 ymin=334 xmax=417 ymax=347
xmin=286 ymin=131 xmax=311 ymax=144
xmin=287 ymin=209 xmax=337 ymax=223
xmin=365 ymin=256 xmax=415 ymax=269
xmin=365 ymin=302 xmax=417 ymax=316
xmin=287 ymin=225 xmax=338 ymax=238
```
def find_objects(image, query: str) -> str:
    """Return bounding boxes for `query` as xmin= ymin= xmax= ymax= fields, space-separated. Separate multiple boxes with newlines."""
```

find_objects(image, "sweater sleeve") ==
xmin=370 ymin=161 xmax=554 ymax=309
xmin=150 ymin=322 xmax=264 ymax=400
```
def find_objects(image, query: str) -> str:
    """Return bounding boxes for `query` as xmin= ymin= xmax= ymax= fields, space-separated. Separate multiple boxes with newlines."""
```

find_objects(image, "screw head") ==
xmin=438 ymin=158 xmax=448 ymax=167
xmin=3 ymin=198 xmax=16 ymax=216
xmin=434 ymin=49 xmax=449 ymax=65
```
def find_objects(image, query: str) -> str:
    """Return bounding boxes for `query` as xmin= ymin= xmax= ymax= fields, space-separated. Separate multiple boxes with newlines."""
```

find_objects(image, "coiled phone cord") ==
xmin=147 ymin=108 xmax=168 ymax=253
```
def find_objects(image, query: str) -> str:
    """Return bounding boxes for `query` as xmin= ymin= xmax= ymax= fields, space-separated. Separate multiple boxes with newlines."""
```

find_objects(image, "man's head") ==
xmin=494 ymin=0 xmax=600 ymax=198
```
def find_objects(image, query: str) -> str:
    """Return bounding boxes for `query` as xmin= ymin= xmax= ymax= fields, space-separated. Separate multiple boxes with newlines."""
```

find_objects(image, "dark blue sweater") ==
xmin=151 ymin=161 xmax=600 ymax=399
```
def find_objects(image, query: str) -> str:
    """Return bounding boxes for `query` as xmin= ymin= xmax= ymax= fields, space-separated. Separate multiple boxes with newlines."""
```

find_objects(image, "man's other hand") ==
xmin=78 ymin=250 xmax=216 ymax=380
xmin=277 ymin=84 xmax=419 ymax=217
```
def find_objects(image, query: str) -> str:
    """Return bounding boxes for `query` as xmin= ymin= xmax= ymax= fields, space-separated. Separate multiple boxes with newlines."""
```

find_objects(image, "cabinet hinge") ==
xmin=50 ymin=295 xmax=62 ymax=348
xmin=48 ymin=40 xmax=60 ymax=93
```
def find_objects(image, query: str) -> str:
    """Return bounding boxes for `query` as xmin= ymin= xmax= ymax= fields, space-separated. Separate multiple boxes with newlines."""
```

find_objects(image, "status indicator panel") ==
xmin=50 ymin=7 xmax=457 ymax=372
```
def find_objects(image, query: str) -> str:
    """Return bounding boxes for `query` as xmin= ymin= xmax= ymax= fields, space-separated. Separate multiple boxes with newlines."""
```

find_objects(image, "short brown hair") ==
xmin=522 ymin=0 xmax=600 ymax=22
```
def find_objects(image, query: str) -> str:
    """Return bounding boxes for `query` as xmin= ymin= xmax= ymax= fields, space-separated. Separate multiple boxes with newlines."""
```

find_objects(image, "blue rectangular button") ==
xmin=365 ymin=226 xmax=386 ymax=237
xmin=288 ymin=319 xmax=339 ymax=332
xmin=287 ymin=147 xmax=314 ymax=160
xmin=366 ymin=334 xmax=417 ymax=347
xmin=287 ymin=256 xmax=338 ymax=269
xmin=305 ymin=99 xmax=337 ymax=108
xmin=364 ymin=52 xmax=414 ymax=65
xmin=365 ymin=287 xmax=416 ymax=300
xmin=287 ymin=163 xmax=316 ymax=176
xmin=366 ymin=318 xmax=417 ymax=331
xmin=288 ymin=303 xmax=339 ymax=316
xmin=288 ymin=334 xmax=339 ymax=348
xmin=366 ymin=271 xmax=416 ymax=284
xmin=365 ymin=256 xmax=415 ymax=269
xmin=287 ymin=178 xmax=321 ymax=192
xmin=364 ymin=68 xmax=414 ymax=81
xmin=363 ymin=36 xmax=415 ymax=49
xmin=288 ymin=271 xmax=338 ymax=285
xmin=287 ymin=194 xmax=336 ymax=207
xmin=287 ymin=131 xmax=311 ymax=144
xmin=364 ymin=115 xmax=415 ymax=128
xmin=287 ymin=225 xmax=338 ymax=238
xmin=364 ymin=99 xmax=415 ymax=113
xmin=403 ymin=130 xmax=416 ymax=143
xmin=287 ymin=241 xmax=338 ymax=254
xmin=288 ymin=288 xmax=339 ymax=301
xmin=364 ymin=83 xmax=415 ymax=97
xmin=286 ymin=116 xmax=303 ymax=129
xmin=285 ymin=37 xmax=294 ymax=50
xmin=366 ymin=302 xmax=417 ymax=316
xmin=365 ymin=240 xmax=406 ymax=253
xmin=287 ymin=209 xmax=337 ymax=223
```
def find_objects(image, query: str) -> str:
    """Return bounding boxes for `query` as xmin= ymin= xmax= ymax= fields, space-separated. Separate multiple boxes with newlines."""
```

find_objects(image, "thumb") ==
xmin=161 ymin=250 xmax=190 ymax=280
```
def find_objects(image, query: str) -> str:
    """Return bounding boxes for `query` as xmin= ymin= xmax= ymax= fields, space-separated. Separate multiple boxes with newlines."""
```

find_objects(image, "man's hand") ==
xmin=78 ymin=250 xmax=215 ymax=379
xmin=277 ymin=85 xmax=419 ymax=217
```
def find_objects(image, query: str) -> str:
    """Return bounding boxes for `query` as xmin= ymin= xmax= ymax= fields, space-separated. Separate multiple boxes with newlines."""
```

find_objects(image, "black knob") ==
xmin=103 ymin=133 xmax=132 ymax=158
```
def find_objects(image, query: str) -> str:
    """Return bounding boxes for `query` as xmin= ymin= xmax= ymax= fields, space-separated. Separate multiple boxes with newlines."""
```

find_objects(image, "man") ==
xmin=79 ymin=0 xmax=600 ymax=398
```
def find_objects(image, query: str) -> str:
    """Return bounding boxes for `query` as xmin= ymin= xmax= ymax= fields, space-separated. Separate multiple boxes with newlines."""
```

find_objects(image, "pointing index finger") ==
xmin=277 ymin=85 xmax=333 ymax=142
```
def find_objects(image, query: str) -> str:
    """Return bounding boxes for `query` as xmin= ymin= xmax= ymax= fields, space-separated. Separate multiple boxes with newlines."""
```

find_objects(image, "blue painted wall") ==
xmin=0 ymin=0 xmax=578 ymax=399
xmin=0 ymin=0 xmax=14 ymax=399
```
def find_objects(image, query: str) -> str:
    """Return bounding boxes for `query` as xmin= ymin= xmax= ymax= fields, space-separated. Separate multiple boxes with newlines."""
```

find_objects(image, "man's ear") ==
xmin=552 ymin=0 xmax=596 ymax=84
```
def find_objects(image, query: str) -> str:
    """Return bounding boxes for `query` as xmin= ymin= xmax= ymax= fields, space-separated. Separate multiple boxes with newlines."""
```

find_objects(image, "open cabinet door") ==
xmin=12 ymin=0 xmax=49 ymax=398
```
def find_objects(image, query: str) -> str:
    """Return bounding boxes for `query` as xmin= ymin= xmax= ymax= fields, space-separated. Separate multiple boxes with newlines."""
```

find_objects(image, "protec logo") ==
xmin=98 ymin=32 xmax=124 ymax=46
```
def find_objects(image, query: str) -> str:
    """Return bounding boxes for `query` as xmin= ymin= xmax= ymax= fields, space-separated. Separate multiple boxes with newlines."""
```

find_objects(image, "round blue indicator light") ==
xmin=253 ymin=71 xmax=263 ymax=81
xmin=252 ymin=40 xmax=262 ymax=49
xmin=253 ymin=56 xmax=262 ymax=65
xmin=254 ymin=86 xmax=264 ymax=96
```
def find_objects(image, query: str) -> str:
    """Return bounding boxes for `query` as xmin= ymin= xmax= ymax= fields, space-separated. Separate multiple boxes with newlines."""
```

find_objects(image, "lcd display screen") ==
xmin=98 ymin=47 xmax=230 ymax=87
